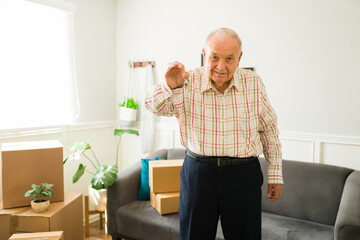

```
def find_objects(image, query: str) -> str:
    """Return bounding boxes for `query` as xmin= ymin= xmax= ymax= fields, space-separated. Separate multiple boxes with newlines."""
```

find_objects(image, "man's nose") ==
xmin=217 ymin=60 xmax=226 ymax=71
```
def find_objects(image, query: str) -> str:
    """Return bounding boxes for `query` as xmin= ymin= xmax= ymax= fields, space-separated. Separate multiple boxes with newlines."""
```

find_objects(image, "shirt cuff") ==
xmin=162 ymin=82 xmax=183 ymax=97
xmin=267 ymin=168 xmax=284 ymax=184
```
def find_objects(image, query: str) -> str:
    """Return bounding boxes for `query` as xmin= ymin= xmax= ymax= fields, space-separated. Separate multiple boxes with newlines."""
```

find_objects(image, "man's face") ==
xmin=203 ymin=35 xmax=242 ymax=85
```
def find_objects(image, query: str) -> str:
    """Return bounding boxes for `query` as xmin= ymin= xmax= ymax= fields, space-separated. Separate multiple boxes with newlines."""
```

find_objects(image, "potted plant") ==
xmin=63 ymin=129 xmax=139 ymax=211
xmin=24 ymin=182 xmax=54 ymax=213
xmin=119 ymin=97 xmax=139 ymax=126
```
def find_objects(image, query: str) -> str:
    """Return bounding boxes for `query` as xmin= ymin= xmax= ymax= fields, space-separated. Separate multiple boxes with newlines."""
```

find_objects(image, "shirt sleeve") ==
xmin=258 ymin=79 xmax=283 ymax=184
xmin=144 ymin=81 xmax=184 ymax=118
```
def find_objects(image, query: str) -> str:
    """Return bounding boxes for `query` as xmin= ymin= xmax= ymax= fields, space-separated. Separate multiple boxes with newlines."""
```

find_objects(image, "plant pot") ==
xmin=119 ymin=107 xmax=137 ymax=127
xmin=88 ymin=185 xmax=107 ymax=212
xmin=31 ymin=199 xmax=50 ymax=213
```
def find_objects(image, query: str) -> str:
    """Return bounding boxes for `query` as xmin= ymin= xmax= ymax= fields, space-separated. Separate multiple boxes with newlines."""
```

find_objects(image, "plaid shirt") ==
xmin=145 ymin=67 xmax=283 ymax=184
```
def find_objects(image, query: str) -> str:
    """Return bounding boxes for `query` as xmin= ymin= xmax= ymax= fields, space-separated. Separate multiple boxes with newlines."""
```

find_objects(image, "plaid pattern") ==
xmin=145 ymin=67 xmax=283 ymax=184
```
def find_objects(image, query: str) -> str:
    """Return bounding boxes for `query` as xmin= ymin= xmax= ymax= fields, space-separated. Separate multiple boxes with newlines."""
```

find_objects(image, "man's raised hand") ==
xmin=165 ymin=62 xmax=189 ymax=89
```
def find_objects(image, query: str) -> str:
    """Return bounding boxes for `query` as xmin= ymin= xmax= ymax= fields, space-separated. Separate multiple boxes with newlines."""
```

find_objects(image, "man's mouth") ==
xmin=214 ymin=71 xmax=227 ymax=75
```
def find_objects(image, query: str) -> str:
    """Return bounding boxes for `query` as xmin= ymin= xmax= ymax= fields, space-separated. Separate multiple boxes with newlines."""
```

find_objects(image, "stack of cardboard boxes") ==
xmin=0 ymin=140 xmax=84 ymax=240
xmin=149 ymin=159 xmax=183 ymax=215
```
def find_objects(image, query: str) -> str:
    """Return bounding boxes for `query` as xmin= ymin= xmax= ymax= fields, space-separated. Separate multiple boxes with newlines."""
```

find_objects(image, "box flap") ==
xmin=1 ymin=140 xmax=62 ymax=152
xmin=9 ymin=231 xmax=64 ymax=239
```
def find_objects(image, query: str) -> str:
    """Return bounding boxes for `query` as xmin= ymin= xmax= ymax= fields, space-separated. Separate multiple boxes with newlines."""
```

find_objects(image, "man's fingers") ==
xmin=184 ymin=71 xmax=190 ymax=79
xmin=165 ymin=61 xmax=188 ymax=89
xmin=168 ymin=62 xmax=188 ymax=77
xmin=168 ymin=61 xmax=184 ymax=70
xmin=268 ymin=184 xmax=283 ymax=202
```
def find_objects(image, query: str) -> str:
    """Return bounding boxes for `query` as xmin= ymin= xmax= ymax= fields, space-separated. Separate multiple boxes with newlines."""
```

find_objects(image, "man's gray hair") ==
xmin=205 ymin=28 xmax=242 ymax=52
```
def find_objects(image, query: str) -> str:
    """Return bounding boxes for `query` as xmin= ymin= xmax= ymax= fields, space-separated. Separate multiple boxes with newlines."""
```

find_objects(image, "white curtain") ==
xmin=138 ymin=64 xmax=155 ymax=153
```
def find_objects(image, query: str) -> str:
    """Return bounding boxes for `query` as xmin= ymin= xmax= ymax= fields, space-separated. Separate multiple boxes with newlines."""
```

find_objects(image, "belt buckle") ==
xmin=217 ymin=158 xmax=230 ymax=167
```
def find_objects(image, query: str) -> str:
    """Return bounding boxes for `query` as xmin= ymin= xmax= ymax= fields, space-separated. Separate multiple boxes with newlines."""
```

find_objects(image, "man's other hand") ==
xmin=165 ymin=61 xmax=189 ymax=89
xmin=267 ymin=184 xmax=283 ymax=202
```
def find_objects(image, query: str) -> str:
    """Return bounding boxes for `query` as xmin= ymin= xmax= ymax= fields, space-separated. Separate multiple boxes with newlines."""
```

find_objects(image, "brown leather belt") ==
xmin=185 ymin=149 xmax=257 ymax=167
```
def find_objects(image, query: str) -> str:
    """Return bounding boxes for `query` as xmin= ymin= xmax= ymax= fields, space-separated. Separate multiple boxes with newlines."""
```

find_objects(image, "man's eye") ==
xmin=211 ymin=56 xmax=218 ymax=60
xmin=227 ymin=57 xmax=233 ymax=61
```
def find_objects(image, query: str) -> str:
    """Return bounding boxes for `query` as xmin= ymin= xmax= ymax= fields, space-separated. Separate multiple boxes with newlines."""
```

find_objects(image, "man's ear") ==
xmin=236 ymin=51 xmax=243 ymax=67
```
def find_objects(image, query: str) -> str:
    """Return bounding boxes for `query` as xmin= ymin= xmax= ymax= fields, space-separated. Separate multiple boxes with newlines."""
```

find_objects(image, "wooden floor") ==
xmin=85 ymin=218 xmax=112 ymax=240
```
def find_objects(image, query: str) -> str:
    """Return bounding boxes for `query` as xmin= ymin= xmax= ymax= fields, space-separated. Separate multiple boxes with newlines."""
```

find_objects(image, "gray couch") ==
xmin=107 ymin=148 xmax=360 ymax=240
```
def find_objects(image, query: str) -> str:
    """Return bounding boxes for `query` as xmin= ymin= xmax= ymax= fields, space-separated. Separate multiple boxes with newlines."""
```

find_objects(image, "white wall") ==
xmin=116 ymin=0 xmax=360 ymax=169
xmin=72 ymin=0 xmax=117 ymax=123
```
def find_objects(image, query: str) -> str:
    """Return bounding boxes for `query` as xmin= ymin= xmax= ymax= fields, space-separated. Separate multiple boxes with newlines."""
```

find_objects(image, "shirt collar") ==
xmin=232 ymin=68 xmax=242 ymax=92
xmin=200 ymin=67 xmax=241 ymax=93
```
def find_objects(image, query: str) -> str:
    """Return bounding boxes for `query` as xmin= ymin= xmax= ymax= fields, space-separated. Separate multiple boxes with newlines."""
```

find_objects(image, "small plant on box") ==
xmin=25 ymin=182 xmax=54 ymax=213
xmin=25 ymin=182 xmax=54 ymax=202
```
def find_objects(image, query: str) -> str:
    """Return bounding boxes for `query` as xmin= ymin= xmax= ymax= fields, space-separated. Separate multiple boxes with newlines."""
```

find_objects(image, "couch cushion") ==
xmin=116 ymin=201 xmax=334 ymax=240
xmin=262 ymin=212 xmax=333 ymax=240
xmin=116 ymin=200 xmax=226 ymax=240
xmin=260 ymin=158 xmax=353 ymax=226
xmin=117 ymin=201 xmax=179 ymax=240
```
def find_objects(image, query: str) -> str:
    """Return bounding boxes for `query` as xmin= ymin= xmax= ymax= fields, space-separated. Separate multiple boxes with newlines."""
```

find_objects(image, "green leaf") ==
xmin=25 ymin=182 xmax=54 ymax=201
xmin=91 ymin=165 xmax=118 ymax=190
xmin=113 ymin=129 xmax=139 ymax=137
xmin=65 ymin=140 xmax=94 ymax=165
xmin=24 ymin=190 xmax=33 ymax=198
xmin=72 ymin=164 xmax=86 ymax=184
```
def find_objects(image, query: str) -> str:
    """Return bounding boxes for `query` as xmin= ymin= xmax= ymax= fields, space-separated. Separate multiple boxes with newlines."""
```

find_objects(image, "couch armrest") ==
xmin=335 ymin=171 xmax=360 ymax=240
xmin=107 ymin=161 xmax=142 ymax=237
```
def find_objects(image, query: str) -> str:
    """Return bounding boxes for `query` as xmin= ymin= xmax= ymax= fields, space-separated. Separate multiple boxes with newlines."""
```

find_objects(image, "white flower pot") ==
xmin=88 ymin=185 xmax=107 ymax=212
xmin=31 ymin=199 xmax=50 ymax=213
xmin=119 ymin=107 xmax=137 ymax=127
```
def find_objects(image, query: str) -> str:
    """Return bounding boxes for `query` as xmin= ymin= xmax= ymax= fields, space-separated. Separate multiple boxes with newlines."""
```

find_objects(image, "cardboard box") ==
xmin=0 ymin=192 xmax=84 ymax=240
xmin=1 ymin=140 xmax=64 ymax=209
xmin=9 ymin=231 xmax=64 ymax=240
xmin=149 ymin=160 xmax=183 ymax=193
xmin=0 ymin=203 xmax=28 ymax=240
xmin=150 ymin=192 xmax=180 ymax=215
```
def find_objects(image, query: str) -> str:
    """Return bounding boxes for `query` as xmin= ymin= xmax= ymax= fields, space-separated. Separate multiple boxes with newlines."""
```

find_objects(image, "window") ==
xmin=0 ymin=0 xmax=78 ymax=130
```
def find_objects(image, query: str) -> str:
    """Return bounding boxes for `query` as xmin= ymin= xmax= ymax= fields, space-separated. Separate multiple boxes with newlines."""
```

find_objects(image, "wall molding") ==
xmin=0 ymin=120 xmax=118 ymax=140
xmin=280 ymin=131 xmax=360 ymax=164
xmin=280 ymin=131 xmax=360 ymax=146
xmin=155 ymin=121 xmax=360 ymax=148
xmin=154 ymin=121 xmax=360 ymax=168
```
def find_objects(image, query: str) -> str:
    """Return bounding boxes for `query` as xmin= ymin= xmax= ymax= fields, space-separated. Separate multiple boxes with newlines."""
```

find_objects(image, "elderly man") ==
xmin=145 ymin=28 xmax=283 ymax=240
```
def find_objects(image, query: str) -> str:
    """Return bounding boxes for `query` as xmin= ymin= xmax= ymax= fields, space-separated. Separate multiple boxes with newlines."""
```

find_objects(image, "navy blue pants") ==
xmin=179 ymin=155 xmax=263 ymax=240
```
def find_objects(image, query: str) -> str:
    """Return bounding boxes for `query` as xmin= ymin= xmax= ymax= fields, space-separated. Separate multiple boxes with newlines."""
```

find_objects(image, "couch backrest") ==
xmin=260 ymin=158 xmax=353 ymax=226
xmin=150 ymin=148 xmax=186 ymax=160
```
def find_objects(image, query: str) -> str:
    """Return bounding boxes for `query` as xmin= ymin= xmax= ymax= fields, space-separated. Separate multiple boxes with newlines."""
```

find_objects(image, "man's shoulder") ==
xmin=235 ymin=68 xmax=261 ymax=80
